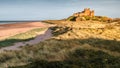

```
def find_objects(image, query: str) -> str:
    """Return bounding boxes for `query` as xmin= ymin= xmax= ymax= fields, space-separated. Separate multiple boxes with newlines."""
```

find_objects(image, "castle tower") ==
xmin=72 ymin=8 xmax=95 ymax=17
xmin=84 ymin=8 xmax=91 ymax=16
xmin=90 ymin=10 xmax=94 ymax=17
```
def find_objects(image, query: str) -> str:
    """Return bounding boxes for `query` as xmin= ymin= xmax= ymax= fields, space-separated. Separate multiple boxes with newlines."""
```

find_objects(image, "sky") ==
xmin=0 ymin=0 xmax=119 ymax=20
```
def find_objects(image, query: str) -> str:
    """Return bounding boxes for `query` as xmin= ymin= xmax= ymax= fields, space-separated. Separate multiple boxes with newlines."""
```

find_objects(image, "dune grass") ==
xmin=0 ymin=28 xmax=46 ymax=48
xmin=0 ymin=38 xmax=120 ymax=68
xmin=0 ymin=20 xmax=120 ymax=68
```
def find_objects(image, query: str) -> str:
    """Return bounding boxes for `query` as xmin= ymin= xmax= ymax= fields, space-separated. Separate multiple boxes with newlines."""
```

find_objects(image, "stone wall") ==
xmin=68 ymin=8 xmax=112 ymax=22
xmin=73 ymin=8 xmax=94 ymax=17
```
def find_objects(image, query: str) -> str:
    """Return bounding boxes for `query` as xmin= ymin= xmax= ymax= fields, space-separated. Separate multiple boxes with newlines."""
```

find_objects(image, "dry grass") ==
xmin=0 ymin=28 xmax=46 ymax=47
xmin=0 ymin=20 xmax=120 ymax=68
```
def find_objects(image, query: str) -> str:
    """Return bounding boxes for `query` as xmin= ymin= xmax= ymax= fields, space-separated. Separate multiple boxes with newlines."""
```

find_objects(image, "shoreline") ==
xmin=0 ymin=21 xmax=50 ymax=40
xmin=0 ymin=20 xmax=41 ymax=24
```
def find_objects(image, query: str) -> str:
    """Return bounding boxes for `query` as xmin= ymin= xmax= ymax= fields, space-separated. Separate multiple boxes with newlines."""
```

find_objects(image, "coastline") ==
xmin=0 ymin=22 xmax=50 ymax=40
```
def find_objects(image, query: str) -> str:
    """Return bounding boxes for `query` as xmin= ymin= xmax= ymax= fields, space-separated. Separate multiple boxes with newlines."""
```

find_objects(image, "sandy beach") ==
xmin=0 ymin=22 xmax=55 ymax=51
xmin=0 ymin=22 xmax=50 ymax=40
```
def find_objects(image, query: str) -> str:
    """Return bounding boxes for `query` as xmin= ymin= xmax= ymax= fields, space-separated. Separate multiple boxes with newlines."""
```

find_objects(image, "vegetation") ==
xmin=66 ymin=16 xmax=112 ymax=23
xmin=66 ymin=16 xmax=76 ymax=21
xmin=42 ymin=20 xmax=65 ymax=25
xmin=0 ymin=28 xmax=46 ymax=47
xmin=0 ymin=21 xmax=120 ymax=68
xmin=0 ymin=38 xmax=120 ymax=68
xmin=0 ymin=13 xmax=120 ymax=67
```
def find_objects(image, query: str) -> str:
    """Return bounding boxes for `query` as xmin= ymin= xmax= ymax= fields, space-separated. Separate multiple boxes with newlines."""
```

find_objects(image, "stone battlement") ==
xmin=67 ymin=8 xmax=112 ymax=22
xmin=73 ymin=8 xmax=94 ymax=17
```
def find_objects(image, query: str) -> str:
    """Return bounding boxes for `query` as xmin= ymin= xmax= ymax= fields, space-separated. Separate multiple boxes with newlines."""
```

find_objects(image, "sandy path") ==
xmin=0 ymin=28 xmax=52 ymax=52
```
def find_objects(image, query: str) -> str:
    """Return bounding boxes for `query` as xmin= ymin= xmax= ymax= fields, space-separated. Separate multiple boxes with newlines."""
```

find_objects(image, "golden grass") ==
xmin=0 ymin=20 xmax=120 ymax=68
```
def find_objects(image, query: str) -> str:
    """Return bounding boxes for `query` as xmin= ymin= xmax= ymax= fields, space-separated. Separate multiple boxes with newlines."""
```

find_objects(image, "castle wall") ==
xmin=73 ymin=8 xmax=94 ymax=17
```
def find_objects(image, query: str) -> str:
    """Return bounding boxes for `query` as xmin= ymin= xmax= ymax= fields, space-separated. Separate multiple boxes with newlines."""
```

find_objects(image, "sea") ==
xmin=0 ymin=21 xmax=16 ymax=24
xmin=0 ymin=21 xmax=40 ymax=24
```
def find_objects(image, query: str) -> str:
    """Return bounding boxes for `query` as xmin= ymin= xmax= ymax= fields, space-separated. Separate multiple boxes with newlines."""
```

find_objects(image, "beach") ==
xmin=0 ymin=22 xmax=50 ymax=40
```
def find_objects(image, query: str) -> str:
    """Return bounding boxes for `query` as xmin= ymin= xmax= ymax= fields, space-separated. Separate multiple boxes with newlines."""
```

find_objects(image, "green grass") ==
xmin=7 ymin=49 xmax=120 ymax=68
xmin=0 ymin=38 xmax=120 ymax=68
xmin=66 ymin=16 xmax=76 ymax=21
xmin=0 ymin=28 xmax=46 ymax=48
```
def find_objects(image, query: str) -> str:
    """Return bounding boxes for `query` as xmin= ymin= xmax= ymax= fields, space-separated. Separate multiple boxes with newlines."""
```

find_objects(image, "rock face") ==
xmin=73 ymin=8 xmax=94 ymax=17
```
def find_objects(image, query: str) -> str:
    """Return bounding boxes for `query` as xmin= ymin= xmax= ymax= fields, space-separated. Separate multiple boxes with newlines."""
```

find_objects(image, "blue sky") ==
xmin=0 ymin=0 xmax=119 ymax=20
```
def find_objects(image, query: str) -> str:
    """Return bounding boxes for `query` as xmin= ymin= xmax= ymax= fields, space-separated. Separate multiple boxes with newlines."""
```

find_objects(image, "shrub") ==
xmin=84 ymin=16 xmax=91 ymax=20
xmin=66 ymin=16 xmax=76 ymax=21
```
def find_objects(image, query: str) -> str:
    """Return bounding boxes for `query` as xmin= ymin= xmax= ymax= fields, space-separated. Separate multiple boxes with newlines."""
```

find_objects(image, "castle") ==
xmin=73 ymin=8 xmax=94 ymax=17
xmin=67 ymin=8 xmax=112 ymax=22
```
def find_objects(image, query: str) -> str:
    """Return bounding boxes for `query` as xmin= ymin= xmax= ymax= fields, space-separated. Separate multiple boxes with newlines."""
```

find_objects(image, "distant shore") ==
xmin=0 ymin=20 xmax=42 ymax=24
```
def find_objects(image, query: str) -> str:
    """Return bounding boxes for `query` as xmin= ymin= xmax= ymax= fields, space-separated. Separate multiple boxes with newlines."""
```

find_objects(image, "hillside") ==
xmin=0 ymin=9 xmax=120 ymax=68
